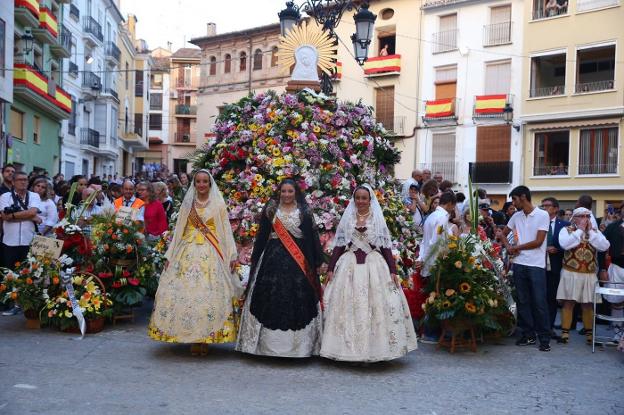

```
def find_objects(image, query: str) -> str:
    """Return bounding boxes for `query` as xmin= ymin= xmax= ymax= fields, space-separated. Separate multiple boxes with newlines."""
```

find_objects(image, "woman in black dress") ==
xmin=236 ymin=179 xmax=324 ymax=357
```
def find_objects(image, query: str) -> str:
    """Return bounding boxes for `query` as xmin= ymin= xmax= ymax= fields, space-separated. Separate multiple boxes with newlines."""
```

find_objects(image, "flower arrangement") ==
xmin=91 ymin=214 xmax=146 ymax=262
xmin=42 ymin=274 xmax=113 ymax=331
xmin=193 ymin=89 xmax=420 ymax=278
xmin=423 ymin=232 xmax=512 ymax=333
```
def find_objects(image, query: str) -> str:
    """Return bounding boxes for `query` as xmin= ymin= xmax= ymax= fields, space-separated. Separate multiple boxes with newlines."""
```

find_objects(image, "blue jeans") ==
xmin=513 ymin=264 xmax=550 ymax=345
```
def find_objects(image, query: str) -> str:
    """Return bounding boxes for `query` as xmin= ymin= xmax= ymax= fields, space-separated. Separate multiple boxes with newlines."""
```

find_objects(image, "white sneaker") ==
xmin=2 ymin=306 xmax=21 ymax=316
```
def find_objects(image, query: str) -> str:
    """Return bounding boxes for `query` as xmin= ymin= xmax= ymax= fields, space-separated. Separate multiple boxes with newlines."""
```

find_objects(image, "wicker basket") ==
xmin=61 ymin=272 xmax=109 ymax=334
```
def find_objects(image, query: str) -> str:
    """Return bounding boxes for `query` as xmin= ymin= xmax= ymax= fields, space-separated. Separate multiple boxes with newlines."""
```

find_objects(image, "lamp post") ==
xmin=503 ymin=103 xmax=513 ymax=124
xmin=21 ymin=30 xmax=34 ymax=55
xmin=278 ymin=0 xmax=376 ymax=95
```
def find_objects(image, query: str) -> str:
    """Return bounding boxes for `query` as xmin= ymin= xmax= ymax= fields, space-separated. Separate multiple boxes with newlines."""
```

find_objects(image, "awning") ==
xmin=528 ymin=118 xmax=621 ymax=131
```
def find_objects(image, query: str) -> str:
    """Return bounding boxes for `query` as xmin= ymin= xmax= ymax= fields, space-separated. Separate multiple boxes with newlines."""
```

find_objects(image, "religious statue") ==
xmin=292 ymin=45 xmax=320 ymax=82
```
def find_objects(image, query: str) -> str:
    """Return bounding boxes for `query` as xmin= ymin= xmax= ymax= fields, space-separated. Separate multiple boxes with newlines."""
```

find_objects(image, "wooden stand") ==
xmin=437 ymin=320 xmax=477 ymax=353
xmin=286 ymin=80 xmax=321 ymax=93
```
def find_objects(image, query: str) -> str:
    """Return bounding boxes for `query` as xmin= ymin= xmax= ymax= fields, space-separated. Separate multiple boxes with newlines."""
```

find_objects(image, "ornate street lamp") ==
xmin=503 ymin=103 xmax=513 ymax=124
xmin=278 ymin=1 xmax=377 ymax=94
xmin=21 ymin=30 xmax=34 ymax=55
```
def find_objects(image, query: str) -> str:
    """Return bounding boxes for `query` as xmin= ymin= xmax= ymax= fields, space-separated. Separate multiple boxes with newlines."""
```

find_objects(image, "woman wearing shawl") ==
xmin=236 ymin=179 xmax=324 ymax=358
xmin=148 ymin=170 xmax=243 ymax=355
xmin=321 ymin=185 xmax=417 ymax=362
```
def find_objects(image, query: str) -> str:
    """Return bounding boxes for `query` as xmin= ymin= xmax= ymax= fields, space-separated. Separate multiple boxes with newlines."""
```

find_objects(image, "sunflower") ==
xmin=442 ymin=300 xmax=452 ymax=309
xmin=465 ymin=302 xmax=477 ymax=313
xmin=459 ymin=282 xmax=471 ymax=293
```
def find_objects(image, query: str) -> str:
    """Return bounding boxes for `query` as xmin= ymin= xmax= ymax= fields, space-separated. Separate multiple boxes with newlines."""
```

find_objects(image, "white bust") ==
xmin=291 ymin=45 xmax=319 ymax=82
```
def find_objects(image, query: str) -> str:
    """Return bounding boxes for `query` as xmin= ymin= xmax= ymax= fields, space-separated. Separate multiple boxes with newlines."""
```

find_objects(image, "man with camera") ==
xmin=0 ymin=171 xmax=42 ymax=316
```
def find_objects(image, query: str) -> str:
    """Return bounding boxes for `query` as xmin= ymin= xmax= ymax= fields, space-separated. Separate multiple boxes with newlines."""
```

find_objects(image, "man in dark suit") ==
xmin=541 ymin=197 xmax=570 ymax=339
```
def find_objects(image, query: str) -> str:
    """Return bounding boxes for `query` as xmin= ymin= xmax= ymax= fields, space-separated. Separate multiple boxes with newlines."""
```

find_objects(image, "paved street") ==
xmin=1 ymin=302 xmax=623 ymax=415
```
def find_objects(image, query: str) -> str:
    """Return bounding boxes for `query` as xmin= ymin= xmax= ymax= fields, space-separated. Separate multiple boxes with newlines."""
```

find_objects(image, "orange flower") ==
xmin=126 ymin=246 xmax=133 ymax=253
xmin=0 ymin=284 xmax=6 ymax=292
xmin=82 ymin=292 xmax=92 ymax=301
xmin=52 ymin=277 xmax=60 ymax=285
xmin=31 ymin=264 xmax=38 ymax=270
xmin=10 ymin=292 xmax=17 ymax=300
xmin=112 ymin=234 xmax=118 ymax=240
xmin=14 ymin=262 xmax=21 ymax=268
xmin=26 ymin=278 xmax=33 ymax=285
xmin=107 ymin=229 xmax=113 ymax=235
xmin=459 ymin=282 xmax=471 ymax=293
xmin=465 ymin=302 xmax=477 ymax=313
xmin=123 ymin=229 xmax=129 ymax=234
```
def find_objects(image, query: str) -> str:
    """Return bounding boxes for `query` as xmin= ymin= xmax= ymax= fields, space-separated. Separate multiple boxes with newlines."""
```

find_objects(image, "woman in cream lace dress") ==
xmin=321 ymin=185 xmax=417 ymax=362
xmin=148 ymin=170 xmax=242 ymax=355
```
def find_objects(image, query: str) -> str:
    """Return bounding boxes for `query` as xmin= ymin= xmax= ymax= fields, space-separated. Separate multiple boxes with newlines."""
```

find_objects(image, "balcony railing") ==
xmin=68 ymin=61 xmax=79 ymax=77
xmin=58 ymin=25 xmax=71 ymax=50
xmin=80 ymin=128 xmax=100 ymax=148
xmin=174 ymin=132 xmax=192 ymax=143
xmin=105 ymin=41 xmax=121 ymax=62
xmin=577 ymin=0 xmax=619 ymax=11
xmin=83 ymin=16 xmax=103 ymax=42
xmin=15 ymin=0 xmax=40 ymax=27
xmin=82 ymin=71 xmax=101 ymax=90
xmin=469 ymin=161 xmax=513 ymax=184
xmin=432 ymin=29 xmax=458 ymax=53
xmin=13 ymin=63 xmax=72 ymax=117
xmin=533 ymin=164 xmax=569 ymax=176
xmin=533 ymin=4 xmax=567 ymax=20
xmin=176 ymin=78 xmax=195 ymax=89
xmin=579 ymin=163 xmax=617 ymax=175
xmin=530 ymin=85 xmax=565 ymax=98
xmin=103 ymin=88 xmax=118 ymax=100
xmin=363 ymin=54 xmax=401 ymax=76
xmin=473 ymin=94 xmax=512 ymax=119
xmin=423 ymin=98 xmax=457 ymax=122
xmin=378 ymin=116 xmax=406 ymax=135
xmin=69 ymin=3 xmax=79 ymax=20
xmin=483 ymin=22 xmax=512 ymax=47
xmin=575 ymin=80 xmax=614 ymax=94
xmin=175 ymin=104 xmax=197 ymax=115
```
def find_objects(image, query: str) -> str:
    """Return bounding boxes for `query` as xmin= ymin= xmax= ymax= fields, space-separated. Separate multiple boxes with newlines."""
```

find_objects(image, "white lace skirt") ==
xmin=320 ymin=250 xmax=418 ymax=362
xmin=557 ymin=269 xmax=600 ymax=304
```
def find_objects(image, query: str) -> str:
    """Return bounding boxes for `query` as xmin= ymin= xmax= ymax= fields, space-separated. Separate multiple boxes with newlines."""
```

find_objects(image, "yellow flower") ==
xmin=465 ymin=302 xmax=477 ymax=313
xmin=73 ymin=276 xmax=83 ymax=286
xmin=448 ymin=234 xmax=458 ymax=241
xmin=254 ymin=174 xmax=263 ymax=183
xmin=459 ymin=282 xmax=471 ymax=293
xmin=79 ymin=298 xmax=89 ymax=308
xmin=313 ymin=125 xmax=321 ymax=133
xmin=65 ymin=310 xmax=73 ymax=318
xmin=445 ymin=288 xmax=456 ymax=297
xmin=272 ymin=148 xmax=281 ymax=157
xmin=249 ymin=124 xmax=258 ymax=131
xmin=468 ymin=257 xmax=476 ymax=264
xmin=454 ymin=261 xmax=463 ymax=269
xmin=442 ymin=300 xmax=452 ymax=309
xmin=448 ymin=243 xmax=457 ymax=249
xmin=436 ymin=225 xmax=443 ymax=235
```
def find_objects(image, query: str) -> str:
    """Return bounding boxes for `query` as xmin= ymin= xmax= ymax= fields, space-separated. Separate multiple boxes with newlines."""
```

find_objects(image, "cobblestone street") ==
xmin=1 ymin=302 xmax=622 ymax=415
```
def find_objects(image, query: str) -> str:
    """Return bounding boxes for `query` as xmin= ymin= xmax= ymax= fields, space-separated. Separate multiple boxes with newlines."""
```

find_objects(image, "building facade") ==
xmin=145 ymin=48 xmax=171 ymax=175
xmin=416 ymin=0 xmax=524 ymax=203
xmin=520 ymin=0 xmax=624 ymax=213
xmin=9 ymin=0 xmax=72 ymax=174
xmin=191 ymin=23 xmax=289 ymax=151
xmin=0 ymin=3 xmax=15 ymax=167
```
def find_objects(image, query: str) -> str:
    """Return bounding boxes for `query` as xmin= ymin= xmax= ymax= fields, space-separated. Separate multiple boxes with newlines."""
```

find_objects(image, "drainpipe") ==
xmin=248 ymin=38 xmax=252 ymax=93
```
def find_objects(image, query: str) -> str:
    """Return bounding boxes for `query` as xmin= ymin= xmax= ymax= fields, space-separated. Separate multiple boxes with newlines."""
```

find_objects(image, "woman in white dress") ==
xmin=31 ymin=178 xmax=58 ymax=236
xmin=321 ymin=184 xmax=418 ymax=362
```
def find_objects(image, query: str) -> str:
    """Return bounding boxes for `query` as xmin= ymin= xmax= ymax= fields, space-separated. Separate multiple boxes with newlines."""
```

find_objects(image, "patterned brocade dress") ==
xmin=148 ymin=207 xmax=243 ymax=343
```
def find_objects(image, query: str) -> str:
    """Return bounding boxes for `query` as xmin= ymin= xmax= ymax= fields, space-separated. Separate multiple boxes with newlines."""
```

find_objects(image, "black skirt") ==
xmin=249 ymin=238 xmax=319 ymax=331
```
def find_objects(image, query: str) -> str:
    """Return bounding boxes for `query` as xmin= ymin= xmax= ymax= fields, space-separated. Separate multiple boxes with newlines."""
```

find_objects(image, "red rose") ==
xmin=111 ymin=281 xmax=122 ymax=289
xmin=362 ymin=140 xmax=369 ymax=147
xmin=128 ymin=278 xmax=140 ymax=286
xmin=122 ymin=270 xmax=131 ymax=278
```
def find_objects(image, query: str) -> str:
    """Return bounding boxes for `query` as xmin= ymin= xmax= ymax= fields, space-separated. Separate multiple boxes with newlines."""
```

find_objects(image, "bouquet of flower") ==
xmin=193 ymin=89 xmax=420 ymax=278
xmin=42 ymin=273 xmax=113 ymax=330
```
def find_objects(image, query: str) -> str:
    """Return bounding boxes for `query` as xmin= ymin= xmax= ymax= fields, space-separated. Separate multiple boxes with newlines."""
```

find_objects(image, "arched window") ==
xmin=209 ymin=56 xmax=217 ymax=76
xmin=253 ymin=48 xmax=263 ymax=70
xmin=271 ymin=46 xmax=279 ymax=67
xmin=224 ymin=54 xmax=231 ymax=73
xmin=239 ymin=51 xmax=247 ymax=72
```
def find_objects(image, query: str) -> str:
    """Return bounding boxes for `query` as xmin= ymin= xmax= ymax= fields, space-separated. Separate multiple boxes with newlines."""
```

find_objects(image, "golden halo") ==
xmin=276 ymin=21 xmax=338 ymax=76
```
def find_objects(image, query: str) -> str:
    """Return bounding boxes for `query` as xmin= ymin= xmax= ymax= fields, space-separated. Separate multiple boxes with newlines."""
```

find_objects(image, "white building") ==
xmin=146 ymin=48 xmax=171 ymax=174
xmin=0 ymin=3 xmax=14 ymax=167
xmin=60 ymin=0 xmax=123 ymax=178
xmin=418 ymin=0 xmax=524 ymax=203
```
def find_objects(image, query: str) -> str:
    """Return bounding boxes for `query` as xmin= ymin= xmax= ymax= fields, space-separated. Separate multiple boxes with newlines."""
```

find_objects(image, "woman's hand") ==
xmin=391 ymin=273 xmax=400 ymax=288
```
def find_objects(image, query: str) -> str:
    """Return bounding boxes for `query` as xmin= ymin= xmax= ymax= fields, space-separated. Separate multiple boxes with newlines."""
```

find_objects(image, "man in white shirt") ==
xmin=401 ymin=169 xmax=423 ymax=199
xmin=497 ymin=186 xmax=551 ymax=351
xmin=418 ymin=191 xmax=457 ymax=277
xmin=0 ymin=171 xmax=42 ymax=315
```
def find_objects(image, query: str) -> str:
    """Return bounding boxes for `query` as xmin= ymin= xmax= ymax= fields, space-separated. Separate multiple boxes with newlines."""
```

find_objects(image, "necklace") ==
xmin=195 ymin=198 xmax=209 ymax=208
xmin=356 ymin=210 xmax=370 ymax=219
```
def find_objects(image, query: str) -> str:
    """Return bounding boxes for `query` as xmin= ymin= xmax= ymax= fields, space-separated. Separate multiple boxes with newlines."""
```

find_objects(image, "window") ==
xmin=33 ymin=116 xmax=40 ymax=144
xmin=9 ymin=108 xmax=24 ymax=140
xmin=0 ymin=19 xmax=5 ymax=78
xmin=533 ymin=131 xmax=570 ymax=176
xmin=484 ymin=60 xmax=511 ymax=94
xmin=270 ymin=47 xmax=278 ymax=67
xmin=209 ymin=56 xmax=217 ymax=76
xmin=125 ymin=107 xmax=129 ymax=134
xmin=530 ymin=53 xmax=566 ymax=97
xmin=433 ymin=14 xmax=457 ymax=53
xmin=378 ymin=30 xmax=396 ymax=56
xmin=69 ymin=97 xmax=77 ymax=135
xmin=375 ymin=86 xmax=395 ymax=132
xmin=150 ymin=93 xmax=163 ymax=110
xmin=435 ymin=65 xmax=457 ymax=99
xmin=380 ymin=8 xmax=395 ymax=20
xmin=111 ymin=108 xmax=117 ymax=141
xmin=149 ymin=114 xmax=162 ymax=131
xmin=253 ymin=49 xmax=263 ymax=70
xmin=577 ymin=0 xmax=619 ymax=12
xmin=125 ymin=62 xmax=129 ymax=90
xmin=533 ymin=0 xmax=568 ymax=20
xmin=151 ymin=73 xmax=163 ymax=89
xmin=135 ymin=70 xmax=144 ymax=96
xmin=239 ymin=51 xmax=247 ymax=72
xmin=224 ymin=54 xmax=232 ymax=73
xmin=134 ymin=113 xmax=143 ymax=135
xmin=579 ymin=127 xmax=618 ymax=175
xmin=477 ymin=125 xmax=511 ymax=162
xmin=575 ymin=45 xmax=615 ymax=93
xmin=432 ymin=132 xmax=456 ymax=182
xmin=484 ymin=5 xmax=511 ymax=46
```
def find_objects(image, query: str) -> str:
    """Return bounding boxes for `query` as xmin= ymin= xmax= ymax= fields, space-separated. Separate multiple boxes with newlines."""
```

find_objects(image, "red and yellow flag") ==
xmin=39 ymin=6 xmax=58 ymax=38
xmin=474 ymin=94 xmax=506 ymax=114
xmin=363 ymin=54 xmax=401 ymax=75
xmin=425 ymin=98 xmax=454 ymax=118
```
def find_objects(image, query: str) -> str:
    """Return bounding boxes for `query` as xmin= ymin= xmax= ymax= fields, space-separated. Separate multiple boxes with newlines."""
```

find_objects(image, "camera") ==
xmin=3 ymin=204 xmax=23 ymax=215
xmin=607 ymin=204 xmax=614 ymax=215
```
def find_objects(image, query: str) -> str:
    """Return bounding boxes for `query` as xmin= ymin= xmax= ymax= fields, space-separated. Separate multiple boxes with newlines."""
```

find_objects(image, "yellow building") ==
xmin=520 ymin=0 xmax=624 ymax=214
xmin=334 ymin=0 xmax=422 ymax=180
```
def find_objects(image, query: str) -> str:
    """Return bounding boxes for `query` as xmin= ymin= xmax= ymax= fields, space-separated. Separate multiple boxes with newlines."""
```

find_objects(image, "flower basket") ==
xmin=24 ymin=309 xmax=41 ymax=329
xmin=109 ymin=258 xmax=135 ymax=268
xmin=437 ymin=318 xmax=477 ymax=353
xmin=62 ymin=316 xmax=105 ymax=334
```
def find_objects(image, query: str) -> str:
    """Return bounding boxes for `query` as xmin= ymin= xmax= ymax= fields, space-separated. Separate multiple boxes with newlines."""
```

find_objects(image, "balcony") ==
xmin=80 ymin=128 xmax=100 ymax=150
xmin=175 ymin=104 xmax=197 ymax=117
xmin=483 ymin=22 xmax=512 ymax=47
xmin=174 ymin=132 xmax=194 ymax=144
xmin=577 ymin=0 xmax=619 ymax=11
xmin=432 ymin=30 xmax=458 ymax=54
xmin=15 ymin=0 xmax=40 ymax=28
xmin=575 ymin=80 xmax=615 ymax=94
xmin=579 ymin=163 xmax=618 ymax=175
xmin=82 ymin=71 xmax=102 ymax=96
xmin=377 ymin=116 xmax=406 ymax=136
xmin=83 ymin=16 xmax=103 ymax=47
xmin=469 ymin=161 xmax=513 ymax=184
xmin=13 ymin=63 xmax=71 ymax=121
xmin=575 ymin=45 xmax=616 ymax=95
xmin=532 ymin=1 xmax=568 ymax=20
xmin=33 ymin=6 xmax=58 ymax=45
xmin=473 ymin=94 xmax=512 ymax=120
xmin=530 ymin=85 xmax=565 ymax=98
xmin=105 ymin=42 xmax=121 ymax=65
xmin=102 ymin=88 xmax=119 ymax=102
xmin=363 ymin=55 xmax=401 ymax=77
xmin=69 ymin=3 xmax=79 ymax=20
xmin=68 ymin=61 xmax=79 ymax=78
xmin=50 ymin=24 xmax=71 ymax=59
xmin=423 ymin=98 xmax=457 ymax=124
xmin=176 ymin=78 xmax=197 ymax=90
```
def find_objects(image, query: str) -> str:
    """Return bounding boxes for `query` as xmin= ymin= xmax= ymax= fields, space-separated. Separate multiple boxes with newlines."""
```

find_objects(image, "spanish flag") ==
xmin=474 ymin=94 xmax=506 ymax=114
xmin=16 ymin=0 xmax=40 ymax=18
xmin=425 ymin=98 xmax=454 ymax=118
xmin=363 ymin=55 xmax=401 ymax=75
xmin=334 ymin=61 xmax=342 ymax=80
xmin=39 ymin=7 xmax=59 ymax=38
